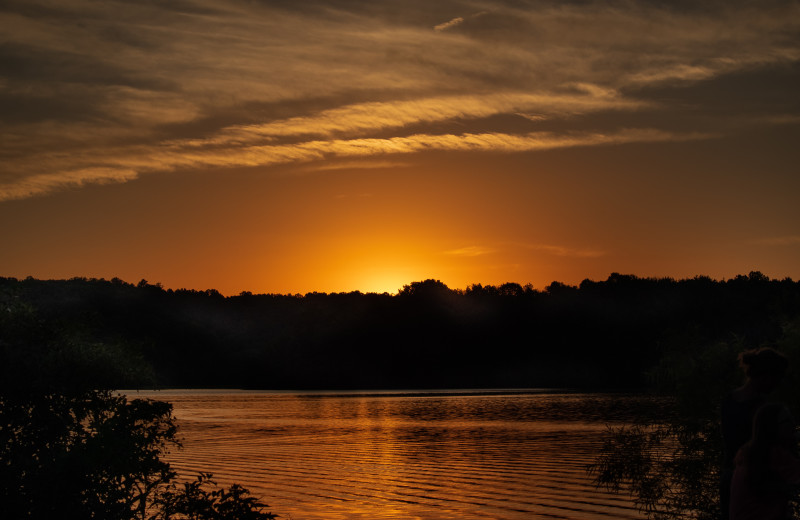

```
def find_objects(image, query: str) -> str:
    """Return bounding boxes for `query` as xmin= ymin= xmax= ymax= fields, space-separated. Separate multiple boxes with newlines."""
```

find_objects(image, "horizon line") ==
xmin=2 ymin=270 xmax=791 ymax=298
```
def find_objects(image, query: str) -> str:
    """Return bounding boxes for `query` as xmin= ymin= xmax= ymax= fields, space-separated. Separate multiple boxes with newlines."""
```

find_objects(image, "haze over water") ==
xmin=134 ymin=390 xmax=651 ymax=519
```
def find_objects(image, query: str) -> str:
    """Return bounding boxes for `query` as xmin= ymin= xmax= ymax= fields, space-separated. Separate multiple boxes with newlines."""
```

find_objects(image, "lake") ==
xmin=129 ymin=389 xmax=650 ymax=520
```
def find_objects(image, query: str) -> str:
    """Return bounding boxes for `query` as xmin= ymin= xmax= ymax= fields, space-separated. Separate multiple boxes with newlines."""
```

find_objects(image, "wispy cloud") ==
xmin=629 ymin=64 xmax=717 ymax=85
xmin=180 ymin=90 xmax=645 ymax=146
xmin=516 ymin=113 xmax=548 ymax=122
xmin=0 ymin=128 xmax=712 ymax=201
xmin=0 ymin=0 xmax=798 ymax=201
xmin=0 ymin=168 xmax=140 ymax=203
xmin=444 ymin=246 xmax=494 ymax=257
xmin=304 ymin=160 xmax=412 ymax=172
xmin=434 ymin=17 xmax=464 ymax=32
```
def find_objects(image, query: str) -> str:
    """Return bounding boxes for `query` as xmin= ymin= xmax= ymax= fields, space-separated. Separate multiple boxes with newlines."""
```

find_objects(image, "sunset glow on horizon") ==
xmin=1 ymin=0 xmax=799 ymax=295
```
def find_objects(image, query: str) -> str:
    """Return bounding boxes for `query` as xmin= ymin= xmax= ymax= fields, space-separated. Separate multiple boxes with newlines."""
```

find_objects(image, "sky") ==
xmin=1 ymin=0 xmax=799 ymax=295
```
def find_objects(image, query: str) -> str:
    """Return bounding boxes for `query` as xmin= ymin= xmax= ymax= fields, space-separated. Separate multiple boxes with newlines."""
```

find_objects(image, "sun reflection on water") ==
xmin=129 ymin=390 xmax=652 ymax=520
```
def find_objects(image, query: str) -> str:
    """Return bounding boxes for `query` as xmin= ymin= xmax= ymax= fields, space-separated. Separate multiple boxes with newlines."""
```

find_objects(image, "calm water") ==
xmin=129 ymin=389 xmax=649 ymax=520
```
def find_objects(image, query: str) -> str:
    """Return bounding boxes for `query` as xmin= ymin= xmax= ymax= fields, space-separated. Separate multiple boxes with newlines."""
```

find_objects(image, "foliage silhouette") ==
xmin=1 ymin=391 xmax=279 ymax=520
xmin=4 ymin=272 xmax=800 ymax=518
xmin=154 ymin=473 xmax=277 ymax=520
xmin=2 ymin=271 xmax=800 ymax=390
xmin=0 ymin=290 xmax=278 ymax=520
xmin=589 ymin=318 xmax=800 ymax=519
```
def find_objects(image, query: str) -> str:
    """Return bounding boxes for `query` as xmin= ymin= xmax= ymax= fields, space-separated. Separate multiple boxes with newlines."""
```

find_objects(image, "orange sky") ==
xmin=1 ymin=1 xmax=799 ymax=294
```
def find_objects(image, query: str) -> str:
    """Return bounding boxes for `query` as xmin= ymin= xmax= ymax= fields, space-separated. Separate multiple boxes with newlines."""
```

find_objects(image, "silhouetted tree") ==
xmin=398 ymin=279 xmax=453 ymax=298
xmin=0 ymin=288 xmax=278 ymax=520
xmin=153 ymin=473 xmax=276 ymax=520
xmin=590 ymin=318 xmax=800 ymax=519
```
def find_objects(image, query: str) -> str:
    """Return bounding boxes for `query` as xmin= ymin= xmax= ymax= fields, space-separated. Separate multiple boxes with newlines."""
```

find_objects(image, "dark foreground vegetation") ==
xmin=590 ymin=318 xmax=800 ymax=520
xmin=2 ymin=272 xmax=800 ymax=390
xmin=3 ymin=271 xmax=800 ymax=519
xmin=0 ymin=390 xmax=279 ymax=520
xmin=1 ymin=289 xmax=279 ymax=520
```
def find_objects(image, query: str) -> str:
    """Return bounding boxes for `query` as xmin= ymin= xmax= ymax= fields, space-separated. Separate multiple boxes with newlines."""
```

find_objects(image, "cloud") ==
xmin=0 ymin=127 xmax=712 ymax=202
xmin=181 ymin=89 xmax=646 ymax=147
xmin=629 ymin=64 xmax=717 ymax=85
xmin=516 ymin=113 xmax=547 ymax=122
xmin=434 ymin=17 xmax=464 ymax=32
xmin=0 ymin=0 xmax=798 ymax=201
xmin=161 ymin=128 xmax=710 ymax=172
xmin=444 ymin=246 xmax=493 ymax=257
xmin=0 ymin=168 xmax=139 ymax=202
xmin=304 ymin=160 xmax=412 ymax=172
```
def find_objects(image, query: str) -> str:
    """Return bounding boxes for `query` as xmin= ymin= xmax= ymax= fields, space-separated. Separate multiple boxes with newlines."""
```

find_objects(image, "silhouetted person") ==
xmin=730 ymin=403 xmax=800 ymax=520
xmin=721 ymin=348 xmax=789 ymax=519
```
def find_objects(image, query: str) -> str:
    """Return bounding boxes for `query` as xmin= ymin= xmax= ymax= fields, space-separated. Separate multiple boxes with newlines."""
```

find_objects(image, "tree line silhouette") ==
xmin=5 ymin=272 xmax=799 ymax=519
xmin=2 ymin=272 xmax=799 ymax=390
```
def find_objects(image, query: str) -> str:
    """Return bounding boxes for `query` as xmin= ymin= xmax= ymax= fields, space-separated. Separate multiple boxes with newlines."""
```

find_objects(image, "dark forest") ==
xmin=2 ymin=272 xmax=800 ymax=391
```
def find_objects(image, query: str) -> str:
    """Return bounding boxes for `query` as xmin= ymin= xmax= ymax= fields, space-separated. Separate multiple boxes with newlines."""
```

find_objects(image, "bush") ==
xmin=0 ymin=390 xmax=278 ymax=520
xmin=590 ymin=320 xmax=800 ymax=519
xmin=0 ymin=288 xmax=278 ymax=520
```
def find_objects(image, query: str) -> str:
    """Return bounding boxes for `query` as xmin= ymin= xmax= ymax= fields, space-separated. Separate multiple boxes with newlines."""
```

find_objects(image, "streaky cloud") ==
xmin=2 ymin=0 xmax=794 ymax=203
xmin=0 ymin=167 xmax=139 ymax=202
xmin=434 ymin=17 xmax=464 ymax=32
xmin=629 ymin=64 xmax=716 ymax=85
xmin=303 ymin=160 xmax=413 ymax=172
xmin=444 ymin=246 xmax=493 ymax=257
xmin=173 ymin=90 xmax=647 ymax=147
xmin=0 ymin=128 xmax=712 ymax=202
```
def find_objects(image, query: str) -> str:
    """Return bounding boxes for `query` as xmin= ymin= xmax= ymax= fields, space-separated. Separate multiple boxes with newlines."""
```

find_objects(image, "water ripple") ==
xmin=131 ymin=390 xmax=649 ymax=520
